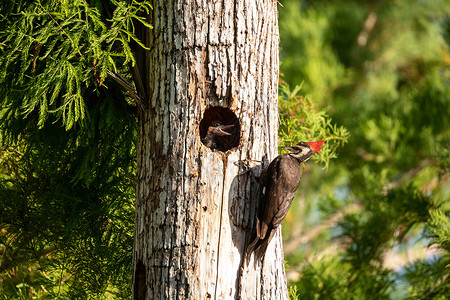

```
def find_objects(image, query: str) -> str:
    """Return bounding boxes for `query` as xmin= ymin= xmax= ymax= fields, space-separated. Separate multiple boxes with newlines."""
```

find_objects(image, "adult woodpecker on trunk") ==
xmin=201 ymin=121 xmax=234 ymax=151
xmin=246 ymin=140 xmax=324 ymax=261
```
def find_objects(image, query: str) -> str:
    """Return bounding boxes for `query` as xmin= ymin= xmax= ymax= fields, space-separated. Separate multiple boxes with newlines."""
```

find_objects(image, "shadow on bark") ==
xmin=228 ymin=160 xmax=267 ymax=285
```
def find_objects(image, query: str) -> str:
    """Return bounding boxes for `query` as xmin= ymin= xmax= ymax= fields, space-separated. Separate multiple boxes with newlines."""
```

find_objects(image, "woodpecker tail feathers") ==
xmin=245 ymin=224 xmax=277 ymax=264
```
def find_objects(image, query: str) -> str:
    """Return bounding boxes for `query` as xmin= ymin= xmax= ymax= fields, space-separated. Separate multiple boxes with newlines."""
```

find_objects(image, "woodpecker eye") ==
xmin=199 ymin=106 xmax=240 ymax=152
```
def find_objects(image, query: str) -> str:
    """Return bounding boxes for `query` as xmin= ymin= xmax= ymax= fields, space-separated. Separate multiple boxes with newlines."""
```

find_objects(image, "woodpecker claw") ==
xmin=235 ymin=159 xmax=264 ymax=176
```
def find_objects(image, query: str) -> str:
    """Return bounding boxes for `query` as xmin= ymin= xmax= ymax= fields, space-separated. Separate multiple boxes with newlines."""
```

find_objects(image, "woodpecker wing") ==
xmin=260 ymin=154 xmax=303 ymax=231
xmin=247 ymin=154 xmax=303 ymax=261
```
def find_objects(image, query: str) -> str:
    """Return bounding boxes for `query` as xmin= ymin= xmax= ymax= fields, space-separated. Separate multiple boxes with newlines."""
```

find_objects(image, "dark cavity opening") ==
xmin=199 ymin=106 xmax=240 ymax=152
xmin=133 ymin=260 xmax=146 ymax=300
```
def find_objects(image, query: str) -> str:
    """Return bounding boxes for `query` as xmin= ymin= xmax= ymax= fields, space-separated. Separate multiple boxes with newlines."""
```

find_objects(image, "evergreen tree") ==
xmin=0 ymin=0 xmax=150 ymax=298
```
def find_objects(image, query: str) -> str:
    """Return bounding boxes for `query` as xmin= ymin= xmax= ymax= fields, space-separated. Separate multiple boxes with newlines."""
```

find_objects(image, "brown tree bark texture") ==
xmin=134 ymin=1 xmax=286 ymax=299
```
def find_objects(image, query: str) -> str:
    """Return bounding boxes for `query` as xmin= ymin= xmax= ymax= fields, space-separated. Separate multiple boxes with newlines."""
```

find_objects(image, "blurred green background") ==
xmin=278 ymin=0 xmax=449 ymax=299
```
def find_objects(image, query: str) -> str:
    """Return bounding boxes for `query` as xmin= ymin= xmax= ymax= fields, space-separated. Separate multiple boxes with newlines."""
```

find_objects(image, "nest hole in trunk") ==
xmin=199 ymin=106 xmax=240 ymax=152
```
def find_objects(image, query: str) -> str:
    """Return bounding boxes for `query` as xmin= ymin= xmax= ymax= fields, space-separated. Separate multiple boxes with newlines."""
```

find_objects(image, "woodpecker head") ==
xmin=207 ymin=121 xmax=234 ymax=137
xmin=282 ymin=140 xmax=324 ymax=162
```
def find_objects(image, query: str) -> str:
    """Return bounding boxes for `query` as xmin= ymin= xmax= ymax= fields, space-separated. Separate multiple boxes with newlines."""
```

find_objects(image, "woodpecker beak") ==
xmin=210 ymin=124 xmax=234 ymax=136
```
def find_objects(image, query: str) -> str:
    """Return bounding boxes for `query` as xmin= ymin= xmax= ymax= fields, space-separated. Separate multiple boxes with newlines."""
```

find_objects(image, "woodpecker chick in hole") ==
xmin=246 ymin=140 xmax=324 ymax=261
xmin=202 ymin=121 xmax=234 ymax=151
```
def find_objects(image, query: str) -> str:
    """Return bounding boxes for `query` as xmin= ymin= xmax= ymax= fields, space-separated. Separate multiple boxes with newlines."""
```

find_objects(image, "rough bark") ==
xmin=133 ymin=1 xmax=286 ymax=299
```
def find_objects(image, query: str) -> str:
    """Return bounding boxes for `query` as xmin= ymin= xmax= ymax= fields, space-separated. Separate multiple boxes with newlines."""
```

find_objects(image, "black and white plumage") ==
xmin=246 ymin=141 xmax=324 ymax=261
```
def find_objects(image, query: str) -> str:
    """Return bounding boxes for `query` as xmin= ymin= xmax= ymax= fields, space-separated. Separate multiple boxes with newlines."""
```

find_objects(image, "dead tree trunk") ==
xmin=133 ymin=1 xmax=286 ymax=299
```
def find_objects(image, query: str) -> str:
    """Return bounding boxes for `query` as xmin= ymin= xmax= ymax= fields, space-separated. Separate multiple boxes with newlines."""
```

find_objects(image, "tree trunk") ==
xmin=133 ymin=1 xmax=286 ymax=299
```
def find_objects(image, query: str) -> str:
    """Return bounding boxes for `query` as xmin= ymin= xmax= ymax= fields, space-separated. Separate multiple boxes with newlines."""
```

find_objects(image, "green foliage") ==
xmin=288 ymin=285 xmax=301 ymax=300
xmin=0 ymin=0 xmax=152 ymax=130
xmin=280 ymin=0 xmax=450 ymax=299
xmin=294 ymin=256 xmax=395 ymax=300
xmin=0 ymin=0 xmax=146 ymax=298
xmin=427 ymin=209 xmax=450 ymax=251
xmin=397 ymin=209 xmax=450 ymax=299
xmin=279 ymin=2 xmax=347 ymax=103
xmin=278 ymin=83 xmax=349 ymax=169
xmin=0 ymin=88 xmax=137 ymax=298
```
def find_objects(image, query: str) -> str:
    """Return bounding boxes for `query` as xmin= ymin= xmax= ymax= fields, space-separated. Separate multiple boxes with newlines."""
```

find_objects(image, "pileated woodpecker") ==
xmin=246 ymin=140 xmax=324 ymax=261
xmin=202 ymin=121 xmax=234 ymax=151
